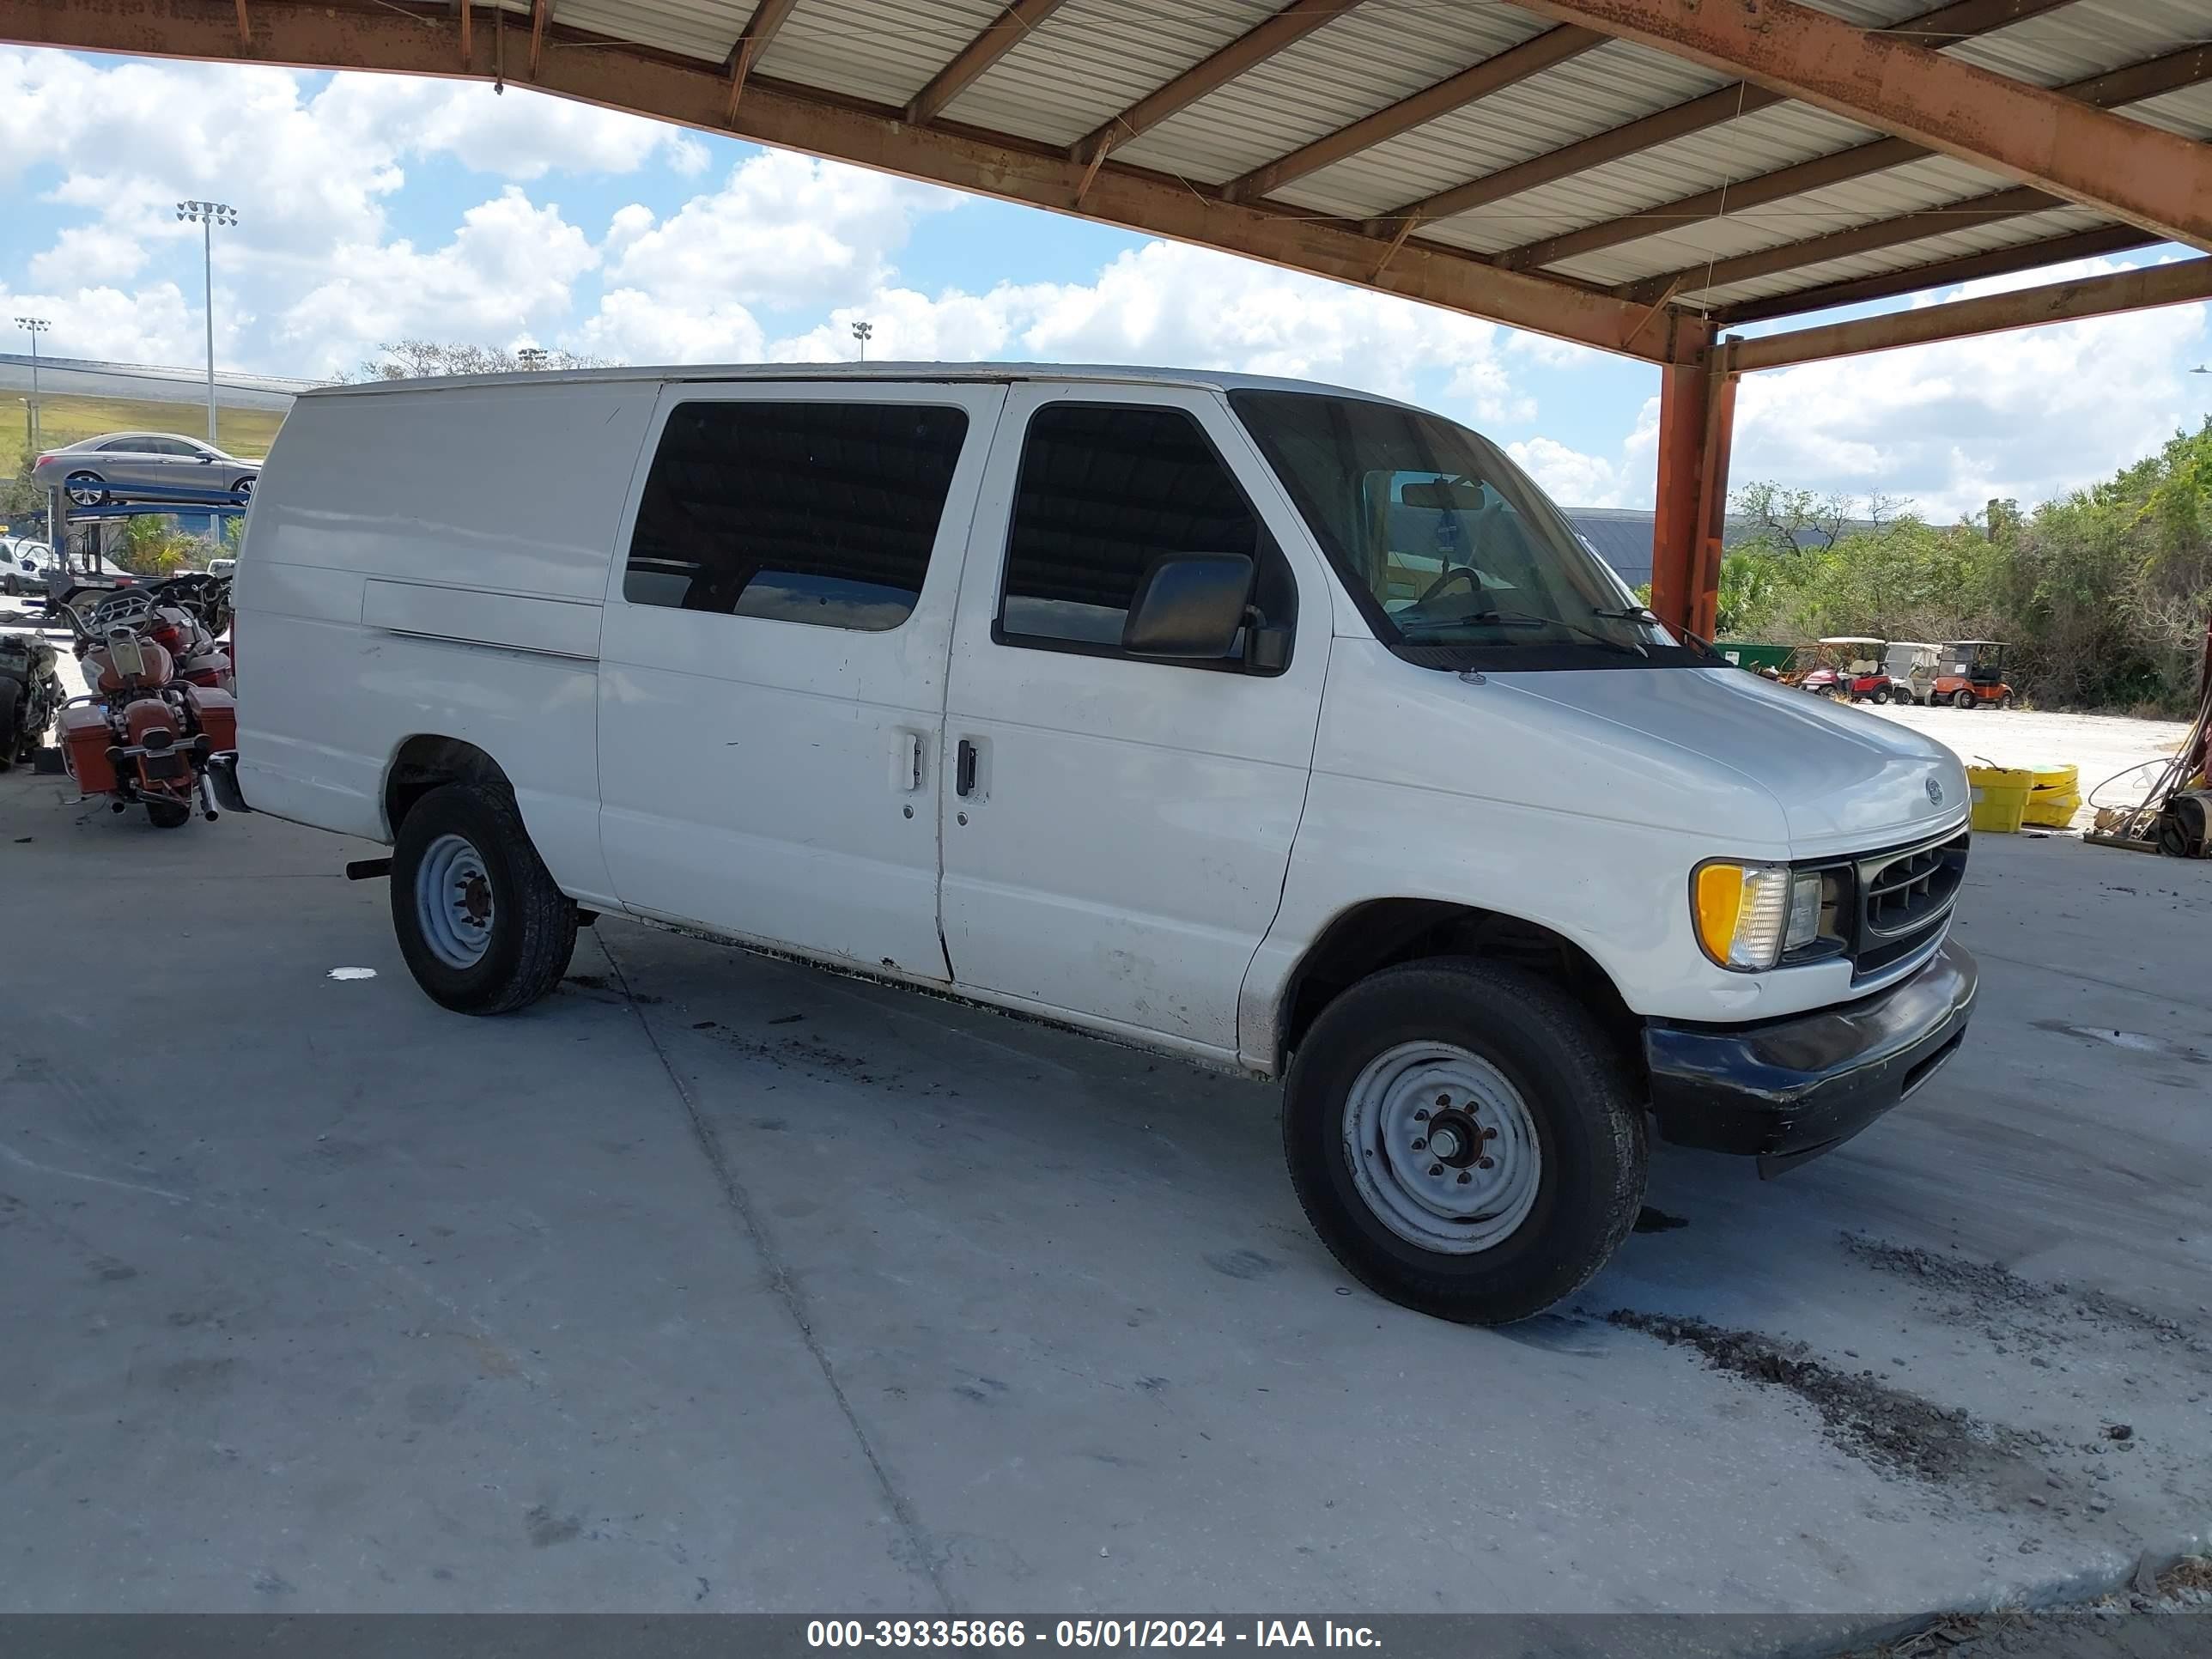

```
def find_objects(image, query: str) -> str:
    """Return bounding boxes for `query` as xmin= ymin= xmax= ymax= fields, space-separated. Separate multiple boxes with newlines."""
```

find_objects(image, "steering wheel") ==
xmin=1414 ymin=564 xmax=1485 ymax=607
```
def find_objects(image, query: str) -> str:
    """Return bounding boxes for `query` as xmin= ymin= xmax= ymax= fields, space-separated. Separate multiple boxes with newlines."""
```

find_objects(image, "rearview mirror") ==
xmin=1121 ymin=553 xmax=1255 ymax=660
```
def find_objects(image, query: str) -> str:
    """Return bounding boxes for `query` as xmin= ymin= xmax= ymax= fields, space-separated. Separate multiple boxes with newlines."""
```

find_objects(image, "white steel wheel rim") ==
xmin=1341 ymin=1042 xmax=1543 ymax=1255
xmin=416 ymin=833 xmax=495 ymax=969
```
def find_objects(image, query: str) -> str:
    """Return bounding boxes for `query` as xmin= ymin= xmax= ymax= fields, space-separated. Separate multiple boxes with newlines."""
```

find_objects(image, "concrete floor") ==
xmin=1 ymin=760 xmax=2209 ymax=1621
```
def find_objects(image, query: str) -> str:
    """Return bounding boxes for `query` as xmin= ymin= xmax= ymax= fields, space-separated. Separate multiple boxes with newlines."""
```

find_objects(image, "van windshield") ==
xmin=1231 ymin=390 xmax=1705 ymax=672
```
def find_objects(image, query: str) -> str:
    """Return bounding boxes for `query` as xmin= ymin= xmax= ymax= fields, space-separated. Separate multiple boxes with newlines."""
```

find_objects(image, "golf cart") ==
xmin=1933 ymin=640 xmax=2014 ymax=709
xmin=1881 ymin=640 xmax=1941 ymax=706
xmin=1797 ymin=636 xmax=1896 ymax=702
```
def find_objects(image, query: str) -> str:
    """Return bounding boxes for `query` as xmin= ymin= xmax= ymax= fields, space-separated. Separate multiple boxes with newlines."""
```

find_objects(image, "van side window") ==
xmin=624 ymin=401 xmax=969 ymax=630
xmin=997 ymin=403 xmax=1292 ymax=664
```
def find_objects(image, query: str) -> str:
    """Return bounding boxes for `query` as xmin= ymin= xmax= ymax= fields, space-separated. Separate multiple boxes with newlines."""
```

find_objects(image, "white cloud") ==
xmin=1730 ymin=257 xmax=2209 ymax=520
xmin=1509 ymin=396 xmax=1661 ymax=508
xmin=0 ymin=281 xmax=198 ymax=367
xmin=0 ymin=48 xmax=723 ymax=377
xmin=28 ymin=226 xmax=147 ymax=287
xmin=309 ymin=75 xmax=709 ymax=183
xmin=279 ymin=189 xmax=599 ymax=376
xmin=605 ymin=151 xmax=963 ymax=313
xmin=567 ymin=288 xmax=768 ymax=366
xmin=614 ymin=239 xmax=1530 ymax=428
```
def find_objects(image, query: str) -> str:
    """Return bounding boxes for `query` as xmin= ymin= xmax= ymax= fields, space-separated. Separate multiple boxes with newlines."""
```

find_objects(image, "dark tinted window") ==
xmin=999 ymin=403 xmax=1287 ymax=656
xmin=624 ymin=401 xmax=968 ymax=631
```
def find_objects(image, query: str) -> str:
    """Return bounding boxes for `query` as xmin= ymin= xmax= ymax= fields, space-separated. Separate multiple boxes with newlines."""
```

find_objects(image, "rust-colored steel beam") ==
xmin=5 ymin=0 xmax=1682 ymax=363
xmin=1500 ymin=40 xmax=2212 ymax=276
xmin=1689 ymin=361 xmax=1739 ymax=642
xmin=1715 ymin=225 xmax=2160 ymax=325
xmin=1370 ymin=0 xmax=2071 ymax=237
xmin=1222 ymin=24 xmax=1605 ymax=204
xmin=528 ymin=0 xmax=549 ymax=81
xmin=1729 ymin=257 xmax=2212 ymax=371
xmin=456 ymin=0 xmax=468 ymax=69
xmin=233 ymin=0 xmax=247 ymax=46
xmin=1619 ymin=185 xmax=2058 ymax=304
xmin=1070 ymin=0 xmax=1362 ymax=166
xmin=1508 ymin=0 xmax=2212 ymax=250
xmin=725 ymin=0 xmax=800 ymax=123
xmin=1648 ymin=338 xmax=1713 ymax=633
xmin=906 ymin=0 xmax=1068 ymax=127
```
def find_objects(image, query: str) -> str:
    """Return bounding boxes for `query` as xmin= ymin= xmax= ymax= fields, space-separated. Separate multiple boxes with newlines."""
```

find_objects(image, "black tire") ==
xmin=391 ymin=782 xmax=577 ymax=1015
xmin=1282 ymin=958 xmax=1647 ymax=1326
xmin=0 ymin=678 xmax=17 ymax=772
xmin=3 ymin=573 xmax=19 ymax=597
xmin=64 ymin=471 xmax=107 ymax=507
xmin=1996 ymin=691 xmax=2013 ymax=710
xmin=1951 ymin=688 xmax=1976 ymax=709
xmin=229 ymin=476 xmax=254 ymax=498
xmin=146 ymin=799 xmax=192 ymax=829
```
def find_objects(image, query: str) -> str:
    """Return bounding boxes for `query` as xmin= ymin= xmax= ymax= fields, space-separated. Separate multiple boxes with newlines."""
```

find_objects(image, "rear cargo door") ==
xmin=596 ymin=382 xmax=1006 ymax=980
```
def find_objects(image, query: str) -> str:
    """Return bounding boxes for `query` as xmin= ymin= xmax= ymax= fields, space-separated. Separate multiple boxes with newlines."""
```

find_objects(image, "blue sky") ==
xmin=3 ymin=46 xmax=2207 ymax=519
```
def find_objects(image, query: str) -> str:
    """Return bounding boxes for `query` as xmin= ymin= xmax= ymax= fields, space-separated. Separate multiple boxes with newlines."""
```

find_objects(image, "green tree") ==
xmin=351 ymin=340 xmax=614 ymax=380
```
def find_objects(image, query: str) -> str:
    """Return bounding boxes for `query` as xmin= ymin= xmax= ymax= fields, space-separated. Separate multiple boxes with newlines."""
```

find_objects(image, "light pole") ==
xmin=851 ymin=319 xmax=873 ymax=362
xmin=15 ymin=316 xmax=48 ymax=452
xmin=176 ymin=200 xmax=239 ymax=446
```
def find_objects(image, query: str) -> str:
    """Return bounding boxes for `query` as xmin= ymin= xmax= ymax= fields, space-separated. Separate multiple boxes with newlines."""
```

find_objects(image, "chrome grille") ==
xmin=1851 ymin=826 xmax=1969 ymax=982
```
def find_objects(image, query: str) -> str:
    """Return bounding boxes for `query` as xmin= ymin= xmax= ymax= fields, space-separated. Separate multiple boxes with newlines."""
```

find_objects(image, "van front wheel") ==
xmin=392 ymin=782 xmax=577 ymax=1014
xmin=1283 ymin=959 xmax=1646 ymax=1325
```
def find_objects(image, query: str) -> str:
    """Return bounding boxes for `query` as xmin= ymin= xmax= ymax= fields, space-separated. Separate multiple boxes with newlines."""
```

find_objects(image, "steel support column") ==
xmin=1650 ymin=343 xmax=1708 ymax=632
xmin=1689 ymin=357 xmax=1740 ymax=643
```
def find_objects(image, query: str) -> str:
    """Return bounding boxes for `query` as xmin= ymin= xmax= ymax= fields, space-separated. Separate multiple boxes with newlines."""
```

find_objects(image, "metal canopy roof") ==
xmin=13 ymin=0 xmax=2212 ymax=370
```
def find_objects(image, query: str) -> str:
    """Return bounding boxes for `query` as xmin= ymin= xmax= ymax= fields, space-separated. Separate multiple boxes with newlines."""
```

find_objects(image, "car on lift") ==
xmin=1932 ymin=640 xmax=2014 ymax=708
xmin=1797 ymin=636 xmax=1898 ymax=702
xmin=31 ymin=433 xmax=261 ymax=507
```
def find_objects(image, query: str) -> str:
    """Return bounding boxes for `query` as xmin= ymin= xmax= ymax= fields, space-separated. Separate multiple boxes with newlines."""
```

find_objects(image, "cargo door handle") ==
xmin=892 ymin=730 xmax=924 ymax=793
xmin=956 ymin=738 xmax=977 ymax=799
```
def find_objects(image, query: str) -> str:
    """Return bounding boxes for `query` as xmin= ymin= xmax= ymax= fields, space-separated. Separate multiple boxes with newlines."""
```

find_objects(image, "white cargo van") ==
xmin=219 ymin=365 xmax=1976 ymax=1323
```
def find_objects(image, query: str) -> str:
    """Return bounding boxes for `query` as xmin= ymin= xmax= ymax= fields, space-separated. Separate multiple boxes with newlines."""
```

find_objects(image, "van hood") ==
xmin=1492 ymin=665 xmax=1967 ymax=852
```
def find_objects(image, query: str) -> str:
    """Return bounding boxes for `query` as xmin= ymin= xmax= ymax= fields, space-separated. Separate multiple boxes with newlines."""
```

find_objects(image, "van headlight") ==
xmin=1692 ymin=860 xmax=1825 ymax=970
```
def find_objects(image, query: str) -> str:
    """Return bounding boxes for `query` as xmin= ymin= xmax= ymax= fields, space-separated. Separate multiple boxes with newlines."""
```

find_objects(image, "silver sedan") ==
xmin=32 ymin=432 xmax=260 ymax=507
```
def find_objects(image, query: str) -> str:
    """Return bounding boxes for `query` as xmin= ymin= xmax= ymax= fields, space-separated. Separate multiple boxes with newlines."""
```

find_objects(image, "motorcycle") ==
xmin=0 ymin=628 xmax=64 ymax=771
xmin=53 ymin=582 xmax=238 ymax=829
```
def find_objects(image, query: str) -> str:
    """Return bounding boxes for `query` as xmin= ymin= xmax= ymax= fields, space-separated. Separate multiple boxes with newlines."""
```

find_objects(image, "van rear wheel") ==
xmin=392 ymin=782 xmax=577 ymax=1014
xmin=1283 ymin=959 xmax=1646 ymax=1325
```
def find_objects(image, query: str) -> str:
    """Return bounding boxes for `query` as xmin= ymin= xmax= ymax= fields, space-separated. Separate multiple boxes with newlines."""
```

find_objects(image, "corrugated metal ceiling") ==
xmin=456 ymin=0 xmax=2209 ymax=329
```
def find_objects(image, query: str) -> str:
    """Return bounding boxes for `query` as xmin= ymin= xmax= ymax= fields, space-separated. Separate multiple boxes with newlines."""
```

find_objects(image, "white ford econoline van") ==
xmin=220 ymin=365 xmax=1976 ymax=1323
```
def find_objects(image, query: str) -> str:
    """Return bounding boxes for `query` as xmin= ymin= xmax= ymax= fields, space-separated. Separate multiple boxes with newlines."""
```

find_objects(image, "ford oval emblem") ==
xmin=1926 ymin=777 xmax=1944 ymax=806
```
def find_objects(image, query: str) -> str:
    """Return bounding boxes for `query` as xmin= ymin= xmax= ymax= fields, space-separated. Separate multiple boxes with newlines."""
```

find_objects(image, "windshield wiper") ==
xmin=1400 ymin=609 xmax=1647 ymax=659
xmin=1592 ymin=605 xmax=1725 ymax=660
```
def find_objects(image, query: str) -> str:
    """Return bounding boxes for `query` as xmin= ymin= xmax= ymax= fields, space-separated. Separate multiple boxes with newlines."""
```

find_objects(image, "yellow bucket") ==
xmin=2021 ymin=763 xmax=2081 ymax=828
xmin=1967 ymin=764 xmax=2034 ymax=833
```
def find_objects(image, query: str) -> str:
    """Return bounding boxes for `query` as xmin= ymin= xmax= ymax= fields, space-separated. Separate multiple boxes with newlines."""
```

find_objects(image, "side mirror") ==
xmin=1121 ymin=553 xmax=1255 ymax=660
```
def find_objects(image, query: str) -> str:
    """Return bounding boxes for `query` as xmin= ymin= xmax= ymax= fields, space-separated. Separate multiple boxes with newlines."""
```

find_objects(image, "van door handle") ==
xmin=956 ymin=739 xmax=977 ymax=799
xmin=892 ymin=730 xmax=924 ymax=793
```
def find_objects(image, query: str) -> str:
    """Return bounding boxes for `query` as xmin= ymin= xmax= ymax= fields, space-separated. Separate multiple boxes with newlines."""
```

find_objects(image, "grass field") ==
xmin=3 ymin=395 xmax=288 ymax=479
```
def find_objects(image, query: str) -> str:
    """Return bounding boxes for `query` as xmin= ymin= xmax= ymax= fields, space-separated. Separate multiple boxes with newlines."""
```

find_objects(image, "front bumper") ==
xmin=1644 ymin=940 xmax=1976 ymax=1176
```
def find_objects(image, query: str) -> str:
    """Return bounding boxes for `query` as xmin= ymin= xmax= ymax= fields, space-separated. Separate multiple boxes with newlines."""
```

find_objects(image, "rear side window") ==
xmin=997 ymin=402 xmax=1289 ymax=659
xmin=624 ymin=401 xmax=969 ymax=631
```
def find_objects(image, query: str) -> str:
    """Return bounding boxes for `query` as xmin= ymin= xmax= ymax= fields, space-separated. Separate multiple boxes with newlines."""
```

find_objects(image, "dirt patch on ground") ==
xmin=1608 ymin=1310 xmax=2043 ymax=1486
xmin=1828 ymin=1555 xmax=2212 ymax=1656
xmin=1844 ymin=1235 xmax=2205 ymax=1358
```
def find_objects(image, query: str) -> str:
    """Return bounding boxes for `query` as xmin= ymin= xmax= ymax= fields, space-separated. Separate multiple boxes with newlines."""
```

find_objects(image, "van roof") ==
xmin=302 ymin=361 xmax=1416 ymax=406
